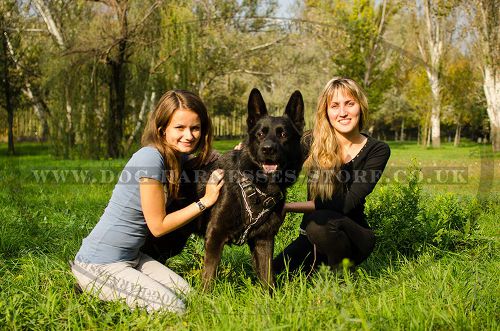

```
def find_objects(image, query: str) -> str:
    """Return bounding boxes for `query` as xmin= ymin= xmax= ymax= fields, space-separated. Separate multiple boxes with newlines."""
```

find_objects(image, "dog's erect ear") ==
xmin=247 ymin=88 xmax=268 ymax=130
xmin=285 ymin=90 xmax=305 ymax=135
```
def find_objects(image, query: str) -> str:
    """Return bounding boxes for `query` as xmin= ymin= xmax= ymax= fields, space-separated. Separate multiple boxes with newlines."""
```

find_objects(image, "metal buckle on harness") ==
xmin=240 ymin=179 xmax=256 ymax=197
xmin=262 ymin=197 xmax=275 ymax=209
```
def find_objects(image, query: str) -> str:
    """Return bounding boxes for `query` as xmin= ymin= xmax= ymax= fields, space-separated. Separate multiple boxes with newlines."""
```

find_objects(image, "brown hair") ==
xmin=304 ymin=77 xmax=369 ymax=201
xmin=141 ymin=90 xmax=212 ymax=199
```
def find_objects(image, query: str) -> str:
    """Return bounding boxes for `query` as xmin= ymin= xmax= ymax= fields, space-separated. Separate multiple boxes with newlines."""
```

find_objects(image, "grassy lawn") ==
xmin=0 ymin=141 xmax=498 ymax=330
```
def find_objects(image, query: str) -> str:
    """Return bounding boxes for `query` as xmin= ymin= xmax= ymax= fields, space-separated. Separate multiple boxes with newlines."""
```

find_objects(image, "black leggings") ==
xmin=273 ymin=210 xmax=376 ymax=274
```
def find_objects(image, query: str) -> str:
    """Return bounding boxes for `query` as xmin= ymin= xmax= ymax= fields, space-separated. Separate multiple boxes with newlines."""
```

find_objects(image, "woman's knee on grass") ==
xmin=305 ymin=220 xmax=353 ymax=267
xmin=71 ymin=259 xmax=187 ymax=314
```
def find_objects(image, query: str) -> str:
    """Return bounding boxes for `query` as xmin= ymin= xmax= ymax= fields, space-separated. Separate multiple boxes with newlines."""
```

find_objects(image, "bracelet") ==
xmin=196 ymin=200 xmax=206 ymax=211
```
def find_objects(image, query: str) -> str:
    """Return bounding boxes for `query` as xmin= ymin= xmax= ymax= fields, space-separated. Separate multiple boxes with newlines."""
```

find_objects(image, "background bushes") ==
xmin=365 ymin=166 xmax=481 ymax=255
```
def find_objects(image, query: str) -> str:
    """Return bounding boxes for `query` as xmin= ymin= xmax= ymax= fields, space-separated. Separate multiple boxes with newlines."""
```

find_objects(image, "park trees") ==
xmin=2 ymin=0 xmax=51 ymax=144
xmin=412 ymin=0 xmax=462 ymax=148
xmin=30 ymin=0 xmax=282 ymax=157
xmin=72 ymin=0 xmax=162 ymax=158
xmin=442 ymin=51 xmax=485 ymax=146
xmin=156 ymin=0 xmax=284 ymax=137
xmin=9 ymin=0 xmax=171 ymax=158
xmin=0 ymin=1 xmax=495 ymax=155
xmin=302 ymin=0 xmax=399 ymax=134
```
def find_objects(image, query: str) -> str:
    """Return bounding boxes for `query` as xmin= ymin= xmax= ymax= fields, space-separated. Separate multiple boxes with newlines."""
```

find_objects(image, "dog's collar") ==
xmin=233 ymin=170 xmax=283 ymax=245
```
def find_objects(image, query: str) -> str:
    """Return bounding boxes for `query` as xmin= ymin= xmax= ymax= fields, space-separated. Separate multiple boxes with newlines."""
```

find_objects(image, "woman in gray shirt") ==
xmin=71 ymin=90 xmax=224 ymax=313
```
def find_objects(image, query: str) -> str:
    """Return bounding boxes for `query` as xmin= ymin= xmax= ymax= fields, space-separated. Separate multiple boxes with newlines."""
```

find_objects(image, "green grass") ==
xmin=0 ymin=141 xmax=498 ymax=330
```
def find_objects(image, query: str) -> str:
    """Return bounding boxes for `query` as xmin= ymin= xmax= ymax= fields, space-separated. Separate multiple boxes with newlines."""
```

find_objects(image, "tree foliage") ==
xmin=0 ymin=0 xmax=494 ymax=157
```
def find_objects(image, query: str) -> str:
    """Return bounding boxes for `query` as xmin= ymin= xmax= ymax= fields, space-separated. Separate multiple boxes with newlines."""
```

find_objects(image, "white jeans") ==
xmin=71 ymin=253 xmax=191 ymax=313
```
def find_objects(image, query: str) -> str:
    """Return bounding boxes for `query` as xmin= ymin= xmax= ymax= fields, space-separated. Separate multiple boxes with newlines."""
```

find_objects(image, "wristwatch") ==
xmin=196 ymin=200 xmax=206 ymax=211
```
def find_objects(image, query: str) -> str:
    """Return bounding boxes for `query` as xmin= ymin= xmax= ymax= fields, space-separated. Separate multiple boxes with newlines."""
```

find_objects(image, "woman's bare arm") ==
xmin=140 ymin=170 xmax=224 ymax=237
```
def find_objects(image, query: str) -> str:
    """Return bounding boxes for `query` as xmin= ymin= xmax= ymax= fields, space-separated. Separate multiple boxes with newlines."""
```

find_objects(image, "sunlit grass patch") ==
xmin=0 ymin=141 xmax=498 ymax=329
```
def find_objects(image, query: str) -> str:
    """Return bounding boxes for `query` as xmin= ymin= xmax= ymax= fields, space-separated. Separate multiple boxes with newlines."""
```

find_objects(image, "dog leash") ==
xmin=234 ymin=170 xmax=283 ymax=245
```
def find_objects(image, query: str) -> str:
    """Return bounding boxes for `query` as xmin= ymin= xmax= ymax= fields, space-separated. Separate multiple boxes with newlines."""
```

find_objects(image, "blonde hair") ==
xmin=304 ymin=77 xmax=368 ymax=201
xmin=141 ymin=90 xmax=212 ymax=199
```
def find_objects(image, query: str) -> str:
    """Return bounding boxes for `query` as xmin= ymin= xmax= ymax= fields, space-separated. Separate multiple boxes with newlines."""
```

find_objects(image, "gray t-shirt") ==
xmin=75 ymin=146 xmax=169 ymax=264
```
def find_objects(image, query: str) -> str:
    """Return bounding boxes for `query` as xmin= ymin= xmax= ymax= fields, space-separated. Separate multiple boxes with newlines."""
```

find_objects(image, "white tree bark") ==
xmin=428 ymin=68 xmax=441 ymax=148
xmin=418 ymin=0 xmax=444 ymax=148
xmin=32 ymin=0 xmax=65 ymax=48
xmin=32 ymin=0 xmax=75 ymax=143
xmin=364 ymin=0 xmax=388 ymax=87
xmin=483 ymin=66 xmax=500 ymax=151
xmin=4 ymin=31 xmax=50 ymax=140
xmin=477 ymin=0 xmax=500 ymax=152
xmin=22 ymin=85 xmax=49 ymax=137
xmin=125 ymin=90 xmax=156 ymax=152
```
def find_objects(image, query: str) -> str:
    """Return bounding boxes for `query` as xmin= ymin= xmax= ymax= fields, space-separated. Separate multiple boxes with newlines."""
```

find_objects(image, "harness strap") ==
xmin=234 ymin=171 xmax=283 ymax=245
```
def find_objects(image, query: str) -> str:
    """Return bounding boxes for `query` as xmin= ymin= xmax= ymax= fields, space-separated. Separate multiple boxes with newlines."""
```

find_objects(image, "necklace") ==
xmin=342 ymin=135 xmax=367 ymax=163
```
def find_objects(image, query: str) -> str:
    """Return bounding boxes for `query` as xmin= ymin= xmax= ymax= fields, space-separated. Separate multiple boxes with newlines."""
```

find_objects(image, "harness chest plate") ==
xmin=233 ymin=171 xmax=284 ymax=245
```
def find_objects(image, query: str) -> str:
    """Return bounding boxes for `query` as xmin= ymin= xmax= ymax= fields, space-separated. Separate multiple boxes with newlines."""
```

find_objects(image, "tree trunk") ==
xmin=125 ymin=90 xmax=155 ymax=153
xmin=65 ymin=87 xmax=74 ymax=147
xmin=429 ymin=72 xmax=441 ymax=147
xmin=22 ymin=87 xmax=50 ymax=141
xmin=454 ymin=123 xmax=461 ymax=147
xmin=33 ymin=0 xmax=74 ymax=144
xmin=417 ymin=123 xmax=421 ymax=145
xmin=483 ymin=66 xmax=500 ymax=152
xmin=32 ymin=0 xmax=65 ymax=48
xmin=400 ymin=118 xmax=405 ymax=141
xmin=491 ymin=122 xmax=500 ymax=151
xmin=364 ymin=0 xmax=388 ymax=88
xmin=417 ymin=0 xmax=444 ymax=148
xmin=4 ymin=31 xmax=49 ymax=141
xmin=105 ymin=0 xmax=129 ymax=158
xmin=476 ymin=0 xmax=500 ymax=152
xmin=421 ymin=118 xmax=430 ymax=147
xmin=107 ymin=54 xmax=126 ymax=158
xmin=426 ymin=123 xmax=431 ymax=147
xmin=1 ymin=31 xmax=15 ymax=155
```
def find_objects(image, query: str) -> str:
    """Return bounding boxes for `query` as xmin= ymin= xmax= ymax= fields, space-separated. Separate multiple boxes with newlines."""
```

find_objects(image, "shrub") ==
xmin=365 ymin=165 xmax=427 ymax=255
xmin=420 ymin=193 xmax=479 ymax=251
xmin=366 ymin=164 xmax=480 ymax=255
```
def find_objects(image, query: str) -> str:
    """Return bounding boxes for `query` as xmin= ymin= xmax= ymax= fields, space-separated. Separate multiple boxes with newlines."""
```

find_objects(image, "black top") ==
xmin=300 ymin=132 xmax=391 ymax=229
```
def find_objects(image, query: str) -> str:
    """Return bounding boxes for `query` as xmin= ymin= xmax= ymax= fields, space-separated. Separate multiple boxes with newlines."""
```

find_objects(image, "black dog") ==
xmin=142 ymin=88 xmax=304 ymax=289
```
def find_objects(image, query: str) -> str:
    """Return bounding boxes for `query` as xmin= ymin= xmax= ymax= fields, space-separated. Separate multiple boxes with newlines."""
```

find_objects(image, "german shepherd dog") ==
xmin=142 ymin=88 xmax=304 ymax=289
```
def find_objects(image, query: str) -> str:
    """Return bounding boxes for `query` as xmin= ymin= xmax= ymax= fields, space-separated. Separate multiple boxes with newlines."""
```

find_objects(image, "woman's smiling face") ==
xmin=163 ymin=108 xmax=201 ymax=154
xmin=327 ymin=90 xmax=361 ymax=136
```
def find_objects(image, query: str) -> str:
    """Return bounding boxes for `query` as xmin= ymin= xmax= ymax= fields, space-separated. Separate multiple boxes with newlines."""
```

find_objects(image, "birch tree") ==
xmin=414 ymin=0 xmax=460 ymax=147
xmin=476 ymin=0 xmax=500 ymax=151
xmin=2 ymin=1 xmax=51 ymax=142
xmin=32 ymin=0 xmax=74 ymax=146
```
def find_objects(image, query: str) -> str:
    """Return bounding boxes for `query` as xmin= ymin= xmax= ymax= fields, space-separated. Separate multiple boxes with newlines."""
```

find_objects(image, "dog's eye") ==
xmin=279 ymin=131 xmax=287 ymax=138
xmin=257 ymin=132 xmax=265 ymax=138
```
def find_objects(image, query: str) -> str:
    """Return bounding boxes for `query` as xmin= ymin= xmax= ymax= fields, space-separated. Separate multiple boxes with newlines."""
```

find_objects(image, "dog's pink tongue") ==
xmin=262 ymin=164 xmax=278 ymax=173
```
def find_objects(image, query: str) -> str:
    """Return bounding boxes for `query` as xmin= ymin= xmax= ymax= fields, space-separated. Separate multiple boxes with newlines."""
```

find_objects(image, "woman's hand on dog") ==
xmin=280 ymin=201 xmax=316 ymax=219
xmin=201 ymin=169 xmax=225 ymax=207
xmin=234 ymin=142 xmax=244 ymax=150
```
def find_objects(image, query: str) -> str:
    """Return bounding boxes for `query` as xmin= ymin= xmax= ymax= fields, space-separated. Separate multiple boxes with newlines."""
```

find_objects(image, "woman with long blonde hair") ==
xmin=71 ymin=90 xmax=224 ymax=313
xmin=273 ymin=77 xmax=390 ymax=273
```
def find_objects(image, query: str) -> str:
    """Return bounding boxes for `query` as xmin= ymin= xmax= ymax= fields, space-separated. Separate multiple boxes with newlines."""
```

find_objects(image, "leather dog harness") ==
xmin=233 ymin=170 xmax=284 ymax=245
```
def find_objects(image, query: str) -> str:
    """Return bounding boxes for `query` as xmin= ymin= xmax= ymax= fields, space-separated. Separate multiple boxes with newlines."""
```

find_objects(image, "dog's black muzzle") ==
xmin=260 ymin=142 xmax=276 ymax=156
